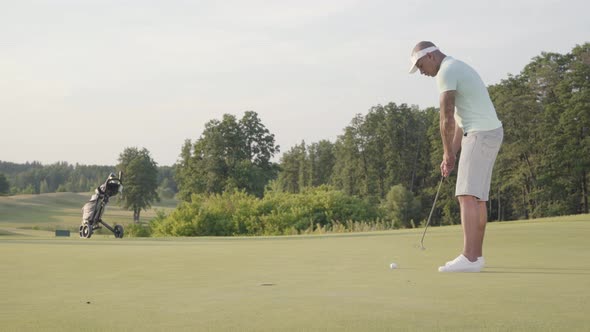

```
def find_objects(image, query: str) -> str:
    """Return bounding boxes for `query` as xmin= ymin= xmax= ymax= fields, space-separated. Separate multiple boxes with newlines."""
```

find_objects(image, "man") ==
xmin=409 ymin=41 xmax=503 ymax=272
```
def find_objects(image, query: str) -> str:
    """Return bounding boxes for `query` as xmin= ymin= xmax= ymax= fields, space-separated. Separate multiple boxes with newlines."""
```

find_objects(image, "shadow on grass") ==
xmin=0 ymin=229 xmax=20 ymax=236
xmin=484 ymin=266 xmax=590 ymax=275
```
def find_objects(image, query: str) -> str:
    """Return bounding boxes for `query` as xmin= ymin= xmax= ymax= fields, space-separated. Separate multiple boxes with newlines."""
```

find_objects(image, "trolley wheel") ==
xmin=79 ymin=225 xmax=84 ymax=238
xmin=114 ymin=225 xmax=124 ymax=239
xmin=81 ymin=224 xmax=93 ymax=238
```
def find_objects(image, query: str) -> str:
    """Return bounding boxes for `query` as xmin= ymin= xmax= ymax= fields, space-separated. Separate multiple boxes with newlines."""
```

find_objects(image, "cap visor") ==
xmin=409 ymin=64 xmax=418 ymax=74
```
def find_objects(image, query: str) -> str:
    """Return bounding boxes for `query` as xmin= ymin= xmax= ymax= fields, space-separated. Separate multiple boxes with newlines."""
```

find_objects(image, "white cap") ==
xmin=408 ymin=46 xmax=439 ymax=74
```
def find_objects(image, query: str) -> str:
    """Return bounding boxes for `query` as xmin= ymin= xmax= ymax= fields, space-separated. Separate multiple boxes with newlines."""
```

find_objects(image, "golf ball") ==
xmin=390 ymin=262 xmax=398 ymax=269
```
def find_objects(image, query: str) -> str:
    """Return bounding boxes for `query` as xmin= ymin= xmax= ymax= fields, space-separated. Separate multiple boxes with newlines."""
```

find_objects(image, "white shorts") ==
xmin=456 ymin=127 xmax=503 ymax=201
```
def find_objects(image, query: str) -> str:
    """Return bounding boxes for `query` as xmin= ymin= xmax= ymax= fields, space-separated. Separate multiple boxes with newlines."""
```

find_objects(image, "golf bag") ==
xmin=80 ymin=172 xmax=124 ymax=239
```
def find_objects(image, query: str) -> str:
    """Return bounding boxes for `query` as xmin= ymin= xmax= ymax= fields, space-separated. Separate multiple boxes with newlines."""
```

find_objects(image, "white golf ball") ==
xmin=389 ymin=262 xmax=398 ymax=269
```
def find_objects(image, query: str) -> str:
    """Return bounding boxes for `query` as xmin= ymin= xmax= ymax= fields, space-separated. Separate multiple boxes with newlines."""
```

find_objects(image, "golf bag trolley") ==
xmin=80 ymin=172 xmax=124 ymax=239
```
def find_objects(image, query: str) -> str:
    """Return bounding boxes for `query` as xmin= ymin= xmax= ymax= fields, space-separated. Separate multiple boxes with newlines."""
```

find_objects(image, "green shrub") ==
xmin=150 ymin=186 xmax=382 ymax=236
xmin=151 ymin=191 xmax=260 ymax=236
xmin=124 ymin=222 xmax=152 ymax=237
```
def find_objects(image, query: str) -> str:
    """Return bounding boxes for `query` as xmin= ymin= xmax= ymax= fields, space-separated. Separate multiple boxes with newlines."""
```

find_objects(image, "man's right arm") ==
xmin=439 ymin=90 xmax=456 ymax=177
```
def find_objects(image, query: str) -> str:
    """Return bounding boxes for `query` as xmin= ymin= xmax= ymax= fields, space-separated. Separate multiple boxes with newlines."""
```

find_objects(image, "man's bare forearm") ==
xmin=439 ymin=91 xmax=456 ymax=155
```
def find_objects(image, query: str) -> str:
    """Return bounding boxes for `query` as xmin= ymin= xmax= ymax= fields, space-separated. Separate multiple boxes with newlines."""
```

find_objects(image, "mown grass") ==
xmin=0 ymin=203 xmax=589 ymax=331
xmin=0 ymin=192 xmax=177 ymax=235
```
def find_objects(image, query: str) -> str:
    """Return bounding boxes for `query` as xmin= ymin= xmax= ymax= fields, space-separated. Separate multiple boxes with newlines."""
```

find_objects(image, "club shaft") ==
xmin=420 ymin=176 xmax=444 ymax=248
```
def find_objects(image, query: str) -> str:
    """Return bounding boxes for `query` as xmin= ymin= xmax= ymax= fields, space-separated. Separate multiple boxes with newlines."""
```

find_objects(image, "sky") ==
xmin=1 ymin=0 xmax=588 ymax=166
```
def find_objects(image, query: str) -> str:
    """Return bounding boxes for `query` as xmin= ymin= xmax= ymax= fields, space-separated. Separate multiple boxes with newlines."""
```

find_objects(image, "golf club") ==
xmin=418 ymin=176 xmax=444 ymax=250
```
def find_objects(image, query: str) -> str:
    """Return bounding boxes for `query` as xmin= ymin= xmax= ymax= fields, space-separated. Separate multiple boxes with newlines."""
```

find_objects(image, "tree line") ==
xmin=0 ymin=160 xmax=176 ymax=199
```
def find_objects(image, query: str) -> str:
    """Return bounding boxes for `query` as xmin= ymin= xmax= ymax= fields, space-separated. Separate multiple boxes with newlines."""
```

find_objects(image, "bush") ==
xmin=151 ymin=191 xmax=260 ymax=236
xmin=124 ymin=222 xmax=152 ymax=237
xmin=150 ymin=186 xmax=382 ymax=236
xmin=259 ymin=185 xmax=379 ymax=235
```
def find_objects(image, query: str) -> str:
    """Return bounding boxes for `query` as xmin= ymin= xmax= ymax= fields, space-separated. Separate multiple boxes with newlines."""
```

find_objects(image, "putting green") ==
xmin=1 ymin=216 xmax=589 ymax=331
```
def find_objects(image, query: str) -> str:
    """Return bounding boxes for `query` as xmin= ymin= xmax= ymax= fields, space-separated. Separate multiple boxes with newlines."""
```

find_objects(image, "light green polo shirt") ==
xmin=436 ymin=56 xmax=502 ymax=133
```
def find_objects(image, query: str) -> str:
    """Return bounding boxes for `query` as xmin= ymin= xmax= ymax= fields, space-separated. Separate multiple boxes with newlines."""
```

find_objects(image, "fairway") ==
xmin=1 ymin=216 xmax=589 ymax=331
xmin=0 ymin=192 xmax=177 ymax=232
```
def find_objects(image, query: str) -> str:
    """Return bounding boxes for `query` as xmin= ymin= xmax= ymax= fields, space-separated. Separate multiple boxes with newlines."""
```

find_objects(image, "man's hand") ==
xmin=440 ymin=153 xmax=456 ymax=177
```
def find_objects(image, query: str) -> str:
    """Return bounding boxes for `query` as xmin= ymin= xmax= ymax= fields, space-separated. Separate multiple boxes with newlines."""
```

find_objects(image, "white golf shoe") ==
xmin=445 ymin=255 xmax=484 ymax=266
xmin=439 ymin=254 xmax=484 ymax=272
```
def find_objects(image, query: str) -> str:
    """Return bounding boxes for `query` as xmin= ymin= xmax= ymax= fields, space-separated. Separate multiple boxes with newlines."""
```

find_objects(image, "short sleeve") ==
xmin=437 ymin=62 xmax=457 ymax=93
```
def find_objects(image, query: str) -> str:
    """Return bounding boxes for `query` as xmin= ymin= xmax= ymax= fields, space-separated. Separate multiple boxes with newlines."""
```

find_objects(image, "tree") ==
xmin=489 ymin=75 xmax=542 ymax=220
xmin=309 ymin=140 xmax=336 ymax=187
xmin=277 ymin=142 xmax=307 ymax=193
xmin=117 ymin=147 xmax=160 ymax=222
xmin=39 ymin=180 xmax=49 ymax=194
xmin=556 ymin=43 xmax=590 ymax=214
xmin=276 ymin=140 xmax=336 ymax=194
xmin=381 ymin=184 xmax=421 ymax=228
xmin=0 ymin=173 xmax=9 ymax=195
xmin=331 ymin=124 xmax=364 ymax=196
xmin=175 ymin=111 xmax=280 ymax=200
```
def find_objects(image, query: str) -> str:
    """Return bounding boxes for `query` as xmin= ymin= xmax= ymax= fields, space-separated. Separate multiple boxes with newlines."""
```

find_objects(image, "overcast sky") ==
xmin=1 ymin=0 xmax=588 ymax=166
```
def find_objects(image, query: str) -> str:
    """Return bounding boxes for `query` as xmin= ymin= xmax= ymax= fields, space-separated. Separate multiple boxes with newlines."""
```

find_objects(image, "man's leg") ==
xmin=478 ymin=200 xmax=488 ymax=255
xmin=458 ymin=195 xmax=487 ymax=262
xmin=438 ymin=196 xmax=486 ymax=272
